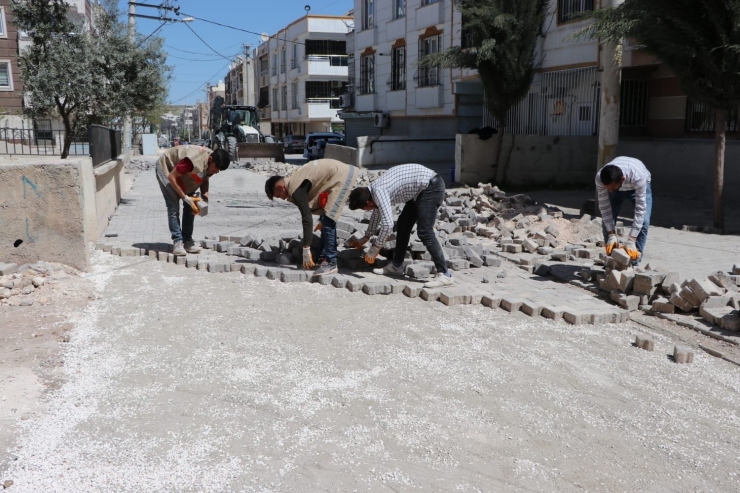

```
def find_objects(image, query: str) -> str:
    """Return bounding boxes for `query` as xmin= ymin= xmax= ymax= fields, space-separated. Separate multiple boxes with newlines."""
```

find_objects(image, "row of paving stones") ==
xmin=95 ymin=235 xmax=628 ymax=326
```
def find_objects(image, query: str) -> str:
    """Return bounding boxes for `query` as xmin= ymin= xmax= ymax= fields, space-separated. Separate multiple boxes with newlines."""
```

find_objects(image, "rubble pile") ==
xmin=0 ymin=261 xmax=57 ymax=307
xmin=125 ymin=158 xmax=156 ymax=171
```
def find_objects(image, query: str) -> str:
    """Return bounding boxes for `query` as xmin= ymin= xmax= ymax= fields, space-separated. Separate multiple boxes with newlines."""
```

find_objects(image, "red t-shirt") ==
xmin=175 ymin=157 xmax=195 ymax=174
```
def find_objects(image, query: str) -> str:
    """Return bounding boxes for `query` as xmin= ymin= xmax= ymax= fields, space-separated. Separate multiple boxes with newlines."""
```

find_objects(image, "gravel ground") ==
xmin=4 ymin=252 xmax=740 ymax=492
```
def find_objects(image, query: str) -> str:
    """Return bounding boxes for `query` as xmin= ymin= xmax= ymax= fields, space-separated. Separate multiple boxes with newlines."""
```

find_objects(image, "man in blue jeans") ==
xmin=596 ymin=156 xmax=653 ymax=265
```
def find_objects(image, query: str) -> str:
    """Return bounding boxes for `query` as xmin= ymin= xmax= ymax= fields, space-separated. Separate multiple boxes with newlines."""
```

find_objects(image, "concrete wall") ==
xmin=456 ymin=134 xmax=598 ymax=188
xmin=356 ymin=136 xmax=455 ymax=168
xmin=619 ymin=138 xmax=740 ymax=198
xmin=0 ymin=159 xmax=90 ymax=271
xmin=94 ymin=159 xmax=124 ymax=239
xmin=324 ymin=144 xmax=358 ymax=166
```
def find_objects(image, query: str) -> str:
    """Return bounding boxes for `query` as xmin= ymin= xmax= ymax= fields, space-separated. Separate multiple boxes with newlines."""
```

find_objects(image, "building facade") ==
xmin=255 ymin=14 xmax=352 ymax=139
xmin=224 ymin=52 xmax=255 ymax=107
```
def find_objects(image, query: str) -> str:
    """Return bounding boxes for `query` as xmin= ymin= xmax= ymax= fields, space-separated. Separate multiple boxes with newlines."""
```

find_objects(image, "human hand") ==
xmin=302 ymin=247 xmax=315 ymax=269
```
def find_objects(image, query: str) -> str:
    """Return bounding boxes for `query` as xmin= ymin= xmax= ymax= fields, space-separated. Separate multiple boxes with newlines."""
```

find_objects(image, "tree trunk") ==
xmin=61 ymin=117 xmax=73 ymax=159
xmin=491 ymin=118 xmax=506 ymax=184
xmin=713 ymin=109 xmax=726 ymax=233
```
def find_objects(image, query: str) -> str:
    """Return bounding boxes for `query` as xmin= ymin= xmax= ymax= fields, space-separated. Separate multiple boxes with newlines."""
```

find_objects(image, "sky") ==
xmin=118 ymin=0 xmax=354 ymax=106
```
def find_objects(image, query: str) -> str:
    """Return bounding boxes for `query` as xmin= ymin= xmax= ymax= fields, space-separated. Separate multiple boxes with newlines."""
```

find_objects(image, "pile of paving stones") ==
xmin=0 ymin=262 xmax=54 ymax=307
xmin=125 ymin=158 xmax=156 ymax=171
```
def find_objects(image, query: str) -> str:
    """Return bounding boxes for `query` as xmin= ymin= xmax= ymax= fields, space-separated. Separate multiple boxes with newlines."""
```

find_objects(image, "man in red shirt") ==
xmin=156 ymin=146 xmax=230 ymax=255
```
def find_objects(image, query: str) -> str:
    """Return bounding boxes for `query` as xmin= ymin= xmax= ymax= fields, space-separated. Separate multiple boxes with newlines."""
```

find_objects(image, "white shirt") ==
xmin=595 ymin=156 xmax=651 ymax=238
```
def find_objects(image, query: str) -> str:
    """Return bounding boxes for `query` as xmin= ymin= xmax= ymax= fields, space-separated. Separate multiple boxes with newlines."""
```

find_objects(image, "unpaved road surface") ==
xmin=4 ymin=252 xmax=740 ymax=491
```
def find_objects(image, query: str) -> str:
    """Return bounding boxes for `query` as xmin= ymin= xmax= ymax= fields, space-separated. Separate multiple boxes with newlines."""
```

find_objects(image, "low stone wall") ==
xmin=324 ymin=144 xmax=358 ymax=166
xmin=357 ymin=136 xmax=455 ymax=168
xmin=94 ymin=158 xmax=124 ymax=239
xmin=0 ymin=159 xmax=90 ymax=271
xmin=456 ymin=134 xmax=598 ymax=188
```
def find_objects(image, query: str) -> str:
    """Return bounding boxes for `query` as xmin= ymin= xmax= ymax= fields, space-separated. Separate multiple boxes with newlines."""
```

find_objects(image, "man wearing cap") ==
xmin=156 ymin=145 xmax=231 ymax=256
xmin=265 ymin=158 xmax=357 ymax=276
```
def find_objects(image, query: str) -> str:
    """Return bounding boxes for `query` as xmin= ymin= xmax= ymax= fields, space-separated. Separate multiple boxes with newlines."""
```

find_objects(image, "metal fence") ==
xmin=484 ymin=66 xmax=602 ymax=136
xmin=685 ymin=100 xmax=739 ymax=132
xmin=0 ymin=124 xmax=120 ymax=166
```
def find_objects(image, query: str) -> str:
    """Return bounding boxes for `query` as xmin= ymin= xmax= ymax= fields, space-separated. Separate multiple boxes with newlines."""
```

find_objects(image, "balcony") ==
xmin=307 ymin=98 xmax=341 ymax=119
xmin=415 ymin=0 xmax=444 ymax=30
xmin=307 ymin=55 xmax=349 ymax=77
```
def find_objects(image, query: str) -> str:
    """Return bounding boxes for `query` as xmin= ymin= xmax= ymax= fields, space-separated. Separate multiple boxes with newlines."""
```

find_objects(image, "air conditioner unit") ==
xmin=373 ymin=112 xmax=389 ymax=128
xmin=339 ymin=94 xmax=352 ymax=108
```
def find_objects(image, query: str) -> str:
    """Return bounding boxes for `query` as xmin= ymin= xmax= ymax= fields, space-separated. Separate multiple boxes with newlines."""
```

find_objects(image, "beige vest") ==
xmin=284 ymin=159 xmax=358 ymax=222
xmin=156 ymin=145 xmax=212 ymax=195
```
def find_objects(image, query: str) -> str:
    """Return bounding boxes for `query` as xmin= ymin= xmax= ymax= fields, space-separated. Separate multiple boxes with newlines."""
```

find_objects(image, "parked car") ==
xmin=304 ymin=132 xmax=345 ymax=159
xmin=283 ymin=135 xmax=306 ymax=154
xmin=263 ymin=134 xmax=280 ymax=145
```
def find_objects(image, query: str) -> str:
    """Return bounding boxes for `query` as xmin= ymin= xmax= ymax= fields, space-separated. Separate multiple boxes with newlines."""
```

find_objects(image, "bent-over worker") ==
xmin=596 ymin=156 xmax=652 ymax=265
xmin=156 ymin=145 xmax=230 ymax=256
xmin=347 ymin=163 xmax=453 ymax=289
xmin=265 ymin=158 xmax=358 ymax=276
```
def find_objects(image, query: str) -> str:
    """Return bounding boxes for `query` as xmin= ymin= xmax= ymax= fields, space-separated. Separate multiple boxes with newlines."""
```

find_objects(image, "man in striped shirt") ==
xmin=596 ymin=156 xmax=653 ymax=265
xmin=347 ymin=163 xmax=453 ymax=288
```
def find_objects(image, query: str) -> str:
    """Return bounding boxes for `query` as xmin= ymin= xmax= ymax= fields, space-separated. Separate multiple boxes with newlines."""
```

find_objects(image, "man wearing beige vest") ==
xmin=156 ymin=145 xmax=231 ymax=256
xmin=265 ymin=159 xmax=358 ymax=276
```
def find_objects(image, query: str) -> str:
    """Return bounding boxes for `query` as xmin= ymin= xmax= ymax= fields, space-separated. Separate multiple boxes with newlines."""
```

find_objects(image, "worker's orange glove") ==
xmin=183 ymin=196 xmax=201 ymax=215
xmin=302 ymin=247 xmax=315 ymax=269
xmin=347 ymin=236 xmax=369 ymax=250
xmin=364 ymin=244 xmax=381 ymax=264
xmin=622 ymin=239 xmax=641 ymax=261
xmin=314 ymin=221 xmax=322 ymax=232
xmin=605 ymin=234 xmax=619 ymax=255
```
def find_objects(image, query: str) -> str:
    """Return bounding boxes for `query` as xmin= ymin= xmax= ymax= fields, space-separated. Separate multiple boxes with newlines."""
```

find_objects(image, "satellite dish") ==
xmin=260 ymin=32 xmax=269 ymax=42
xmin=305 ymin=5 xmax=311 ymax=13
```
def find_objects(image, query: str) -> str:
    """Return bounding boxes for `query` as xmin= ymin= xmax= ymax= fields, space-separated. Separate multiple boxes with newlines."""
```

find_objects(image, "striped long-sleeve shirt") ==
xmin=596 ymin=156 xmax=652 ymax=238
xmin=364 ymin=164 xmax=437 ymax=246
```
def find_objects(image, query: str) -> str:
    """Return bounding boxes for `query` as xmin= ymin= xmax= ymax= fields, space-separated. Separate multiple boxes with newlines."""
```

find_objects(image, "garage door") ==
xmin=345 ymin=119 xmax=381 ymax=148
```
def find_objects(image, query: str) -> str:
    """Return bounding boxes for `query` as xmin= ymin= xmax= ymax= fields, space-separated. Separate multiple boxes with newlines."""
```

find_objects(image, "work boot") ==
xmin=173 ymin=241 xmax=187 ymax=256
xmin=184 ymin=240 xmax=201 ymax=254
xmin=423 ymin=273 xmax=453 ymax=289
xmin=313 ymin=261 xmax=338 ymax=276
xmin=373 ymin=262 xmax=404 ymax=277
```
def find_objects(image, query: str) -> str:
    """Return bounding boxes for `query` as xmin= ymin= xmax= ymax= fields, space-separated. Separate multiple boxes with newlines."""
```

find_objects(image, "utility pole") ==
xmin=123 ymin=1 xmax=135 ymax=161
xmin=597 ymin=0 xmax=622 ymax=170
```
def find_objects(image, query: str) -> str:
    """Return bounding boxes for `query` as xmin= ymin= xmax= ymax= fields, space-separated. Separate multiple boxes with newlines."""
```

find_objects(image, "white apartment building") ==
xmin=225 ymin=54 xmax=255 ymax=107
xmin=255 ymin=14 xmax=353 ymax=139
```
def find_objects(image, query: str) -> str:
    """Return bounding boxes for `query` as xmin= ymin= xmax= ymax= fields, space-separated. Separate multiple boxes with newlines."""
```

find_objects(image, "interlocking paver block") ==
xmin=363 ymin=282 xmax=392 ymax=295
xmin=331 ymin=276 xmax=349 ymax=289
xmin=175 ymin=256 xmax=187 ymax=266
xmin=157 ymin=251 xmax=169 ymax=262
xmin=500 ymin=297 xmax=524 ymax=313
xmin=406 ymin=265 xmax=430 ymax=279
xmin=669 ymin=292 xmax=694 ymax=312
xmin=281 ymin=270 xmax=308 ymax=283
xmin=446 ymin=259 xmax=470 ymax=271
xmin=563 ymin=310 xmax=587 ymax=325
xmin=635 ymin=335 xmax=655 ymax=351
xmin=481 ymin=294 xmax=501 ymax=308
xmin=420 ymin=289 xmax=440 ymax=302
xmin=673 ymin=345 xmax=694 ymax=364
xmin=266 ymin=268 xmax=285 ymax=280
xmin=651 ymin=297 xmax=675 ymax=314
xmin=208 ymin=262 xmax=226 ymax=273
xmin=521 ymin=301 xmax=545 ymax=317
xmin=679 ymin=286 xmax=701 ymax=307
xmin=346 ymin=279 xmax=365 ymax=292
xmin=689 ymin=278 xmax=725 ymax=302
xmin=254 ymin=266 xmax=269 ymax=277
xmin=403 ymin=285 xmax=423 ymax=298
xmin=611 ymin=249 xmax=631 ymax=266
xmin=120 ymin=247 xmax=140 ymax=257
xmin=438 ymin=289 xmax=472 ymax=306
xmin=542 ymin=306 xmax=566 ymax=321
xmin=240 ymin=264 xmax=256 ymax=275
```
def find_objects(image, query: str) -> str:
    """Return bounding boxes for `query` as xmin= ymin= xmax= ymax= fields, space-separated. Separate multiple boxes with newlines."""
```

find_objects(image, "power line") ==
xmin=183 ymin=22 xmax=233 ymax=60
xmin=179 ymin=11 xmax=311 ymax=46
xmin=165 ymin=42 xmax=243 ymax=57
xmin=169 ymin=62 xmax=230 ymax=104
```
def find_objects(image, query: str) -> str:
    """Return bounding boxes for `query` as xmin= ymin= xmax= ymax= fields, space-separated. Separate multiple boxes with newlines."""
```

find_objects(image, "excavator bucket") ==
xmin=235 ymin=143 xmax=286 ymax=162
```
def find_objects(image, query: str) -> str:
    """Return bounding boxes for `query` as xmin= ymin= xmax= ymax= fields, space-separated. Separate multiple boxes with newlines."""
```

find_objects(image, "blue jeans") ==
xmin=158 ymin=180 xmax=194 ymax=244
xmin=317 ymin=214 xmax=337 ymax=264
xmin=602 ymin=182 xmax=652 ymax=262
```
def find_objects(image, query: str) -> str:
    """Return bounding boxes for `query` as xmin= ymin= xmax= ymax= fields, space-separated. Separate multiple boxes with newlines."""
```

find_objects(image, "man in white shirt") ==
xmin=347 ymin=163 xmax=453 ymax=288
xmin=596 ymin=156 xmax=653 ymax=265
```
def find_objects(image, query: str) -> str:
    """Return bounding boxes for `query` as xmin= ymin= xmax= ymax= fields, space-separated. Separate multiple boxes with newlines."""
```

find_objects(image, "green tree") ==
xmin=418 ymin=0 xmax=547 ymax=182
xmin=572 ymin=0 xmax=740 ymax=232
xmin=12 ymin=0 xmax=170 ymax=158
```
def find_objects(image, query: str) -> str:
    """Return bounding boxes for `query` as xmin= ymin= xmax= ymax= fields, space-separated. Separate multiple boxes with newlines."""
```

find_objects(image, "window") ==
xmin=0 ymin=61 xmax=12 ymax=91
xmin=686 ymin=100 xmax=738 ymax=132
xmin=360 ymin=54 xmax=375 ymax=95
xmin=390 ymin=46 xmax=406 ymax=91
xmin=260 ymin=57 xmax=269 ymax=76
xmin=291 ymin=82 xmax=298 ymax=109
xmin=272 ymin=54 xmax=278 ymax=76
xmin=291 ymin=43 xmax=299 ymax=69
xmin=421 ymin=0 xmax=439 ymax=5
xmin=395 ymin=0 xmax=406 ymax=19
xmin=461 ymin=15 xmax=475 ymax=49
xmin=280 ymin=48 xmax=286 ymax=74
xmin=0 ymin=7 xmax=6 ymax=38
xmin=558 ymin=0 xmax=595 ymax=23
xmin=363 ymin=0 xmax=374 ymax=30
xmin=619 ymin=79 xmax=649 ymax=127
xmin=417 ymin=34 xmax=442 ymax=87
xmin=272 ymin=87 xmax=278 ymax=108
xmin=281 ymin=86 xmax=287 ymax=111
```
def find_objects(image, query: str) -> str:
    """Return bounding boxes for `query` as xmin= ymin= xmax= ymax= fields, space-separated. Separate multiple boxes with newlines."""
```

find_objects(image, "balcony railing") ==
xmin=305 ymin=54 xmax=349 ymax=66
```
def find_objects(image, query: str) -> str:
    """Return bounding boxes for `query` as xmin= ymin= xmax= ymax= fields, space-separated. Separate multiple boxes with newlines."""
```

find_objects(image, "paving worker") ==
xmin=156 ymin=145 xmax=231 ymax=256
xmin=265 ymin=158 xmax=358 ymax=276
xmin=347 ymin=163 xmax=453 ymax=289
xmin=596 ymin=156 xmax=652 ymax=265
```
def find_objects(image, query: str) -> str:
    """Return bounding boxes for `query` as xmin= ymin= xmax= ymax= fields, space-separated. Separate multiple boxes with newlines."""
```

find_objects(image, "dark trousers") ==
xmin=601 ymin=182 xmax=653 ymax=262
xmin=158 ymin=179 xmax=195 ymax=243
xmin=393 ymin=175 xmax=448 ymax=274
xmin=317 ymin=215 xmax=337 ymax=264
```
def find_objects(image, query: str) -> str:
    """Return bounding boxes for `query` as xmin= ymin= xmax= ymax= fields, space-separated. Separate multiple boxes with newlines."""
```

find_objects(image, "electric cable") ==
xmin=183 ymin=22 xmax=232 ymax=60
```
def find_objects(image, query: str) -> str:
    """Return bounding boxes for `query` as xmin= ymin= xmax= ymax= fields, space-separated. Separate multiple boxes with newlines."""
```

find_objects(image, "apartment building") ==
xmin=193 ymin=81 xmax=225 ymax=140
xmin=224 ymin=53 xmax=255 ymax=107
xmin=255 ymin=14 xmax=353 ymax=139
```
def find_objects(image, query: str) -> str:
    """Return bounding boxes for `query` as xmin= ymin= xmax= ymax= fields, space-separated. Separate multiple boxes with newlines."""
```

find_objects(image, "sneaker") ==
xmin=184 ymin=240 xmax=202 ymax=254
xmin=173 ymin=241 xmax=187 ymax=256
xmin=373 ymin=262 xmax=404 ymax=277
xmin=313 ymin=261 xmax=338 ymax=276
xmin=423 ymin=273 xmax=454 ymax=289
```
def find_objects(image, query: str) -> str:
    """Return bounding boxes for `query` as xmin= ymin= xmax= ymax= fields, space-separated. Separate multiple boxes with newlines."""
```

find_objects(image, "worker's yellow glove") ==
xmin=364 ymin=244 xmax=381 ymax=265
xmin=622 ymin=239 xmax=641 ymax=261
xmin=314 ymin=221 xmax=322 ymax=232
xmin=605 ymin=234 xmax=619 ymax=255
xmin=183 ymin=196 xmax=201 ymax=215
xmin=347 ymin=236 xmax=369 ymax=250
xmin=302 ymin=247 xmax=315 ymax=269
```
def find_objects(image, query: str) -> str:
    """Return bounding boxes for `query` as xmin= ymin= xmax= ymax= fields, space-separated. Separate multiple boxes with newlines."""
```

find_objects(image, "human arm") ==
xmin=199 ymin=176 xmax=210 ymax=202
xmin=370 ymin=189 xmax=394 ymax=247
xmin=291 ymin=180 xmax=314 ymax=248
xmin=629 ymin=177 xmax=649 ymax=239
xmin=595 ymin=173 xmax=615 ymax=234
